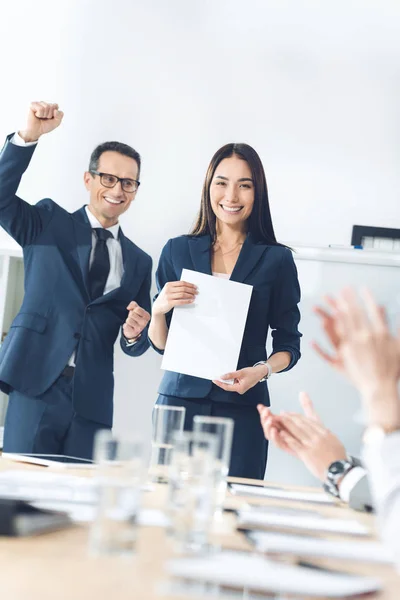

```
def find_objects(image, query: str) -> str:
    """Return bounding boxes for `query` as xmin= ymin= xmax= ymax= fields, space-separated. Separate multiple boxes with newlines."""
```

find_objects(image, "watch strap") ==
xmin=324 ymin=457 xmax=355 ymax=498
xmin=253 ymin=361 xmax=272 ymax=382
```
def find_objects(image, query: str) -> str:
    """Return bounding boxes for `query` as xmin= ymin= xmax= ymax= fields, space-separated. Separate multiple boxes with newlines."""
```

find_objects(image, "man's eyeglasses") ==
xmin=90 ymin=171 xmax=140 ymax=193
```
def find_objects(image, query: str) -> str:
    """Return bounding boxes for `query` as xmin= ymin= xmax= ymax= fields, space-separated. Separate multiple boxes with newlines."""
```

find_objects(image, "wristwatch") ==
xmin=323 ymin=457 xmax=356 ymax=498
xmin=252 ymin=361 xmax=272 ymax=382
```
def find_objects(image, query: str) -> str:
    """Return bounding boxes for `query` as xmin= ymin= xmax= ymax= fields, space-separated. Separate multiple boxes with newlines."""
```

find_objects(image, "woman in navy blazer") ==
xmin=149 ymin=143 xmax=301 ymax=479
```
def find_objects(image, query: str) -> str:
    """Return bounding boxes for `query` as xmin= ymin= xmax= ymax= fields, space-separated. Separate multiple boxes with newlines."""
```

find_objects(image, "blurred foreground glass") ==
xmin=89 ymin=430 xmax=144 ymax=557
xmin=167 ymin=431 xmax=217 ymax=553
xmin=193 ymin=416 xmax=234 ymax=516
xmin=150 ymin=405 xmax=185 ymax=482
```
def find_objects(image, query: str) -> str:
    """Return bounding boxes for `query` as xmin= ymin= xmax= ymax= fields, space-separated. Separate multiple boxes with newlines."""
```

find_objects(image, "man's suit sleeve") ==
xmin=120 ymin=255 xmax=152 ymax=357
xmin=0 ymin=134 xmax=53 ymax=246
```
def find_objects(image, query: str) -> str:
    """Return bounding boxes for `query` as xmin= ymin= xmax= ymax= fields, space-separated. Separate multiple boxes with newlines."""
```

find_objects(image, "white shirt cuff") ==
xmin=123 ymin=333 xmax=140 ymax=347
xmin=11 ymin=132 xmax=38 ymax=147
xmin=339 ymin=466 xmax=367 ymax=503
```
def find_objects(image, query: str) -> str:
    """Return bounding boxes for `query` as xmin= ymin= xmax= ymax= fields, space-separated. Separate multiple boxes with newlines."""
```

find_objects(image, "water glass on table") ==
xmin=150 ymin=405 xmax=186 ymax=482
xmin=167 ymin=430 xmax=218 ymax=553
xmin=193 ymin=416 xmax=234 ymax=517
xmin=89 ymin=430 xmax=144 ymax=558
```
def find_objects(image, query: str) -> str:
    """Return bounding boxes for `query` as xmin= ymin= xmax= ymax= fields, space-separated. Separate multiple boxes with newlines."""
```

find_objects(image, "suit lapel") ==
xmin=118 ymin=229 xmax=134 ymax=290
xmin=188 ymin=235 xmax=212 ymax=275
xmin=91 ymin=228 xmax=134 ymax=306
xmin=71 ymin=207 xmax=92 ymax=300
xmin=230 ymin=233 xmax=269 ymax=283
xmin=188 ymin=233 xmax=268 ymax=282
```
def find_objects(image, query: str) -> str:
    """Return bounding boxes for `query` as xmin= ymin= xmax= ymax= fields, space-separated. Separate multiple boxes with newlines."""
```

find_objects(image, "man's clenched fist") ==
xmin=123 ymin=301 xmax=151 ymax=341
xmin=19 ymin=101 xmax=64 ymax=143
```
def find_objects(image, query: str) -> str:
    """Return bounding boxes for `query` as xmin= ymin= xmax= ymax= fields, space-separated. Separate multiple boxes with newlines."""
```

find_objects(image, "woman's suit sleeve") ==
xmin=269 ymin=248 xmax=302 ymax=371
xmin=149 ymin=238 xmax=175 ymax=355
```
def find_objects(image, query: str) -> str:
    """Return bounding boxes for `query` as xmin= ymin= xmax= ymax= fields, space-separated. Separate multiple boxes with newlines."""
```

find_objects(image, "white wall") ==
xmin=1 ymin=0 xmax=400 ymax=482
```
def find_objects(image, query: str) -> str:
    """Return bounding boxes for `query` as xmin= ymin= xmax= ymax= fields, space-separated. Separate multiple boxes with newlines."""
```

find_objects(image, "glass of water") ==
xmin=150 ymin=405 xmax=185 ymax=482
xmin=89 ymin=430 xmax=144 ymax=557
xmin=193 ymin=416 xmax=234 ymax=517
xmin=167 ymin=430 xmax=218 ymax=553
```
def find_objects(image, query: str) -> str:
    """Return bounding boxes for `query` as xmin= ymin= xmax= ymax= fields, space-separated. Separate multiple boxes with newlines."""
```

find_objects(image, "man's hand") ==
xmin=19 ymin=102 xmax=64 ymax=143
xmin=272 ymin=411 xmax=347 ymax=481
xmin=258 ymin=405 xmax=297 ymax=456
xmin=334 ymin=288 xmax=400 ymax=394
xmin=123 ymin=301 xmax=150 ymax=341
xmin=257 ymin=392 xmax=347 ymax=481
xmin=334 ymin=288 xmax=400 ymax=430
xmin=312 ymin=296 xmax=345 ymax=373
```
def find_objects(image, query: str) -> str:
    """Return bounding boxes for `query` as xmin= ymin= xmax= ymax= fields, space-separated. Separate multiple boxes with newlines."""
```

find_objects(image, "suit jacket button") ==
xmin=74 ymin=333 xmax=81 ymax=339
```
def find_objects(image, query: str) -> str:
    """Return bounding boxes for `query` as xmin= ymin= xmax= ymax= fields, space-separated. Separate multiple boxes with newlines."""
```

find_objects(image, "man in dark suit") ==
xmin=0 ymin=101 xmax=152 ymax=459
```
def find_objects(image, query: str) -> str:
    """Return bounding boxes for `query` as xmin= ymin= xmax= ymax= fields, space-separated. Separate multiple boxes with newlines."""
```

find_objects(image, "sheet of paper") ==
xmin=230 ymin=483 xmax=336 ymax=505
xmin=246 ymin=530 xmax=394 ymax=564
xmin=1 ymin=452 xmax=96 ymax=468
xmin=161 ymin=269 xmax=253 ymax=381
xmin=0 ymin=470 xmax=97 ymax=504
xmin=246 ymin=505 xmax=324 ymax=518
xmin=0 ymin=470 xmax=152 ymax=505
xmin=167 ymin=551 xmax=382 ymax=597
xmin=32 ymin=501 xmax=96 ymax=522
xmin=32 ymin=502 xmax=170 ymax=526
xmin=237 ymin=507 xmax=370 ymax=536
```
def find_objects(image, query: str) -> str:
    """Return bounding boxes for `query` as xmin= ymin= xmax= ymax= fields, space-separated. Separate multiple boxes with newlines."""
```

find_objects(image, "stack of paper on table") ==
xmin=0 ymin=470 xmax=97 ymax=504
xmin=29 ymin=502 xmax=169 ymax=527
xmin=237 ymin=506 xmax=370 ymax=537
xmin=167 ymin=551 xmax=382 ymax=597
xmin=245 ymin=530 xmax=394 ymax=564
xmin=161 ymin=269 xmax=253 ymax=381
xmin=1 ymin=452 xmax=95 ymax=468
xmin=0 ymin=471 xmax=165 ymax=525
xmin=230 ymin=483 xmax=336 ymax=505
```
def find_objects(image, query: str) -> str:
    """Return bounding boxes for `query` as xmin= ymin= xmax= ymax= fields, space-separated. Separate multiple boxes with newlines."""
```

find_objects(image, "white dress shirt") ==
xmin=84 ymin=206 xmax=124 ymax=294
xmin=363 ymin=432 xmax=400 ymax=567
xmin=10 ymin=132 xmax=135 ymax=365
xmin=69 ymin=209 xmax=123 ymax=365
xmin=339 ymin=465 xmax=367 ymax=503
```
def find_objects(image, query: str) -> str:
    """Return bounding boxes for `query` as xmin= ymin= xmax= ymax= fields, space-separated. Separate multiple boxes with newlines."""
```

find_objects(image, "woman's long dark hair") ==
xmin=190 ymin=143 xmax=283 ymax=245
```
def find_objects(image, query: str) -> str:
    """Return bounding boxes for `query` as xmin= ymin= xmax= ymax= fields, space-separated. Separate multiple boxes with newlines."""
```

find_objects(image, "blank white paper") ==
xmin=237 ymin=507 xmax=370 ymax=537
xmin=247 ymin=530 xmax=394 ymax=564
xmin=167 ymin=551 xmax=382 ymax=597
xmin=230 ymin=483 xmax=336 ymax=505
xmin=161 ymin=269 xmax=253 ymax=381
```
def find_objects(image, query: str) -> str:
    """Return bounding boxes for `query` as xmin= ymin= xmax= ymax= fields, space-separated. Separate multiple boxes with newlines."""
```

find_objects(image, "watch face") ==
xmin=329 ymin=461 xmax=347 ymax=476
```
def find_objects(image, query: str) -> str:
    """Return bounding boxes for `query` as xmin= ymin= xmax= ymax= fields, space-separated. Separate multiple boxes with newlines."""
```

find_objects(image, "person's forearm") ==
xmin=18 ymin=130 xmax=40 ymax=143
xmin=363 ymin=384 xmax=400 ymax=431
xmin=148 ymin=312 xmax=169 ymax=351
xmin=268 ymin=351 xmax=291 ymax=374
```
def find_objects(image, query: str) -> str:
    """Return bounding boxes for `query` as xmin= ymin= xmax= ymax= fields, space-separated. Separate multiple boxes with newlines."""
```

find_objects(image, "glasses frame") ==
xmin=90 ymin=170 xmax=140 ymax=193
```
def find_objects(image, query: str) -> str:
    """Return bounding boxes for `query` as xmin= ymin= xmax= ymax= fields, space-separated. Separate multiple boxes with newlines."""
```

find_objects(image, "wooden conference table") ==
xmin=0 ymin=457 xmax=398 ymax=600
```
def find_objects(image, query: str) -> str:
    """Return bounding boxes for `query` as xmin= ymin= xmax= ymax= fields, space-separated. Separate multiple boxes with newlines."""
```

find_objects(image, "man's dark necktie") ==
xmin=88 ymin=228 xmax=113 ymax=300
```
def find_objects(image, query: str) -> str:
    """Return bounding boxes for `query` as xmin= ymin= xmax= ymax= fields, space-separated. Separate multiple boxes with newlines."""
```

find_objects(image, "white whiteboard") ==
xmin=265 ymin=247 xmax=400 ymax=485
